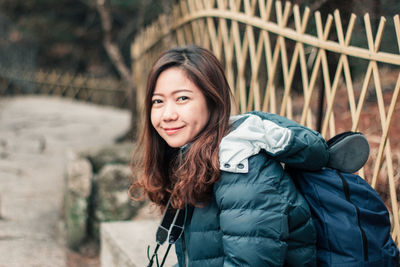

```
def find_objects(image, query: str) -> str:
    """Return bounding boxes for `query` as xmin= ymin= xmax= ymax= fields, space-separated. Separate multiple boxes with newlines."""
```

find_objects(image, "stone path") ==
xmin=0 ymin=96 xmax=130 ymax=267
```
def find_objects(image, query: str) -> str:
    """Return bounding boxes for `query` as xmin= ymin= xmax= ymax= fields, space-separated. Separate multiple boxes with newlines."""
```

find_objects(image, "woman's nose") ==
xmin=162 ymin=103 xmax=178 ymax=121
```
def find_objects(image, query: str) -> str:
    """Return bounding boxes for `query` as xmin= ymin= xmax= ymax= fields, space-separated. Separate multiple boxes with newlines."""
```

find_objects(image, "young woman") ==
xmin=132 ymin=45 xmax=330 ymax=266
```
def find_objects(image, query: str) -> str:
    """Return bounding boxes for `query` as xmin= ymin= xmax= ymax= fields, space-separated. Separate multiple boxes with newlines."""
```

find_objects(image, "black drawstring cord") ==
xmin=159 ymin=244 xmax=172 ymax=266
xmin=146 ymin=244 xmax=160 ymax=267
xmin=156 ymin=252 xmax=160 ymax=267
xmin=147 ymin=245 xmax=151 ymax=261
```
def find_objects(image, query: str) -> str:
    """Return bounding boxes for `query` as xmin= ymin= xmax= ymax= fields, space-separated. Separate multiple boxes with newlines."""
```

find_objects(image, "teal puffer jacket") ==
xmin=174 ymin=111 xmax=329 ymax=266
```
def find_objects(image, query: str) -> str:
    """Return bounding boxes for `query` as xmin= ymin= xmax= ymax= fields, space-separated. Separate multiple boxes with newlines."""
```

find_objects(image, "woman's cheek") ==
xmin=150 ymin=109 xmax=158 ymax=128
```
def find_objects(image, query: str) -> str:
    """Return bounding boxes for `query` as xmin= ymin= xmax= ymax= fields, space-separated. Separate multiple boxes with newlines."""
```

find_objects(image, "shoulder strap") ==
xmin=147 ymin=199 xmax=186 ymax=267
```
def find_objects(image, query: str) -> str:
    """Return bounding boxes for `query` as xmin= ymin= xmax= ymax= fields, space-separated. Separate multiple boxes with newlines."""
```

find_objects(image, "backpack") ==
xmin=288 ymin=132 xmax=399 ymax=266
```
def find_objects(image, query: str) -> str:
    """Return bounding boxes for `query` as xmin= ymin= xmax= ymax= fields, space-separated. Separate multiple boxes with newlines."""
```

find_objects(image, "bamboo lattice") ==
xmin=0 ymin=68 xmax=127 ymax=108
xmin=131 ymin=0 xmax=400 ymax=244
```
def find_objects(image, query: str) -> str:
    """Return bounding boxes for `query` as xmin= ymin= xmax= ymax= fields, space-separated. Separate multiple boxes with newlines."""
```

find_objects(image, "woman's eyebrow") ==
xmin=152 ymin=89 xmax=194 ymax=96
xmin=172 ymin=89 xmax=194 ymax=94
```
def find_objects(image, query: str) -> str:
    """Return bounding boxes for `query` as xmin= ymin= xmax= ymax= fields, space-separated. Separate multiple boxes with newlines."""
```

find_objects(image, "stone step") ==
xmin=101 ymin=220 xmax=178 ymax=267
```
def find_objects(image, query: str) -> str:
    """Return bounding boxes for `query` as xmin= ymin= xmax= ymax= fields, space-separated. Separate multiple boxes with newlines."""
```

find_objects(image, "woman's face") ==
xmin=151 ymin=67 xmax=210 ymax=148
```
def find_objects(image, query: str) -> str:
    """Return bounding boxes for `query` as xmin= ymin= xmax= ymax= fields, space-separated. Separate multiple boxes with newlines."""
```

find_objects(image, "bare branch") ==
xmin=95 ymin=0 xmax=134 ymax=88
xmin=94 ymin=0 xmax=137 ymax=138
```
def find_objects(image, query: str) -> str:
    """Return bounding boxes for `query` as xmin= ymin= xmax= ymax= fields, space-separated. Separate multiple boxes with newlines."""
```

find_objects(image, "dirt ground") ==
xmin=0 ymin=96 xmax=130 ymax=266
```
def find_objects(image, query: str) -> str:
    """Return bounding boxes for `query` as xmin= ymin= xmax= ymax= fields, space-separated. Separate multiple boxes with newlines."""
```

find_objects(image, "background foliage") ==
xmin=0 ymin=0 xmax=177 ymax=76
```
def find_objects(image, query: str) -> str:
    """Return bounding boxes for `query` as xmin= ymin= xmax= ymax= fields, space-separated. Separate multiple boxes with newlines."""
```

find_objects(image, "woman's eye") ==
xmin=152 ymin=99 xmax=162 ymax=105
xmin=177 ymin=96 xmax=189 ymax=102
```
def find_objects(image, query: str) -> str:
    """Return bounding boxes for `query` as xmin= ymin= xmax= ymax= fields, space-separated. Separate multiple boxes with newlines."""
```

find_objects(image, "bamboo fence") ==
xmin=0 ymin=68 xmax=127 ymax=108
xmin=131 ymin=0 xmax=400 ymax=244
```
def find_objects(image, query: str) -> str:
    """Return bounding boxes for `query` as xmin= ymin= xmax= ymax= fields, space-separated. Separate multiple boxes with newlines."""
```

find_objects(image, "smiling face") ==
xmin=150 ymin=67 xmax=210 ymax=148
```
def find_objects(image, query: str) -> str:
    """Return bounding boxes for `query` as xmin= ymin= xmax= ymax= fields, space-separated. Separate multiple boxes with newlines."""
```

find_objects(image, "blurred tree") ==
xmin=95 ymin=0 xmax=138 ymax=138
xmin=0 ymin=0 xmax=175 ymax=76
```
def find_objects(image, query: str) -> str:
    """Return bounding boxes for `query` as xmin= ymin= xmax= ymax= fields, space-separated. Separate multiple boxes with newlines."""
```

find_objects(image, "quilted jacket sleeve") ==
xmin=214 ymin=152 xmax=315 ymax=266
xmin=221 ymin=112 xmax=329 ymax=173
xmin=251 ymin=111 xmax=329 ymax=170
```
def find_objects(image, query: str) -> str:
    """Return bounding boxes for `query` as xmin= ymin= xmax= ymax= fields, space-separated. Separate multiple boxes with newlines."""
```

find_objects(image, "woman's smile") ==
xmin=163 ymin=126 xmax=185 ymax=135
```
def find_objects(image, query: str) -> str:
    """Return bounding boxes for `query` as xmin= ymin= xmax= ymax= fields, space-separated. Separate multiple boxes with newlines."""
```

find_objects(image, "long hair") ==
xmin=131 ymin=45 xmax=232 ymax=210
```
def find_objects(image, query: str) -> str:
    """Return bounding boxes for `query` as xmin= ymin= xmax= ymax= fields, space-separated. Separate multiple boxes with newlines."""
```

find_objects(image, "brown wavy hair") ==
xmin=130 ymin=45 xmax=232 ymax=210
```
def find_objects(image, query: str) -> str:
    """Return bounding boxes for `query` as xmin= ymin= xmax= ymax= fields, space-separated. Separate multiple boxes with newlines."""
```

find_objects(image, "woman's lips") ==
xmin=164 ymin=126 xmax=184 ymax=135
